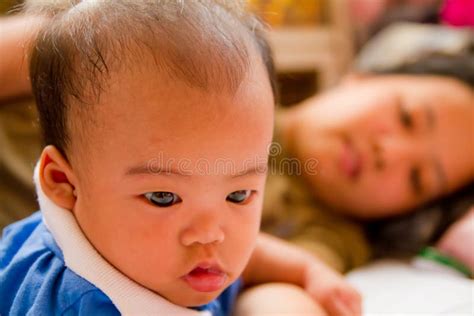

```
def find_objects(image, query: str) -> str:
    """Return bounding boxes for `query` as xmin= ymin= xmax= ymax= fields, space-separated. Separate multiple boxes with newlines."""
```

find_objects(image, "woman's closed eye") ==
xmin=226 ymin=190 xmax=256 ymax=204
xmin=144 ymin=192 xmax=182 ymax=207
xmin=398 ymin=103 xmax=414 ymax=130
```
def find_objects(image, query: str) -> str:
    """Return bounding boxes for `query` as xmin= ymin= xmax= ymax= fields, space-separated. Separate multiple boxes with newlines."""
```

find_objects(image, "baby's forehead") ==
xmin=100 ymin=53 xmax=271 ymax=121
xmin=68 ymin=84 xmax=274 ymax=186
xmin=68 ymin=46 xmax=274 ymax=163
xmin=75 ymin=78 xmax=273 ymax=176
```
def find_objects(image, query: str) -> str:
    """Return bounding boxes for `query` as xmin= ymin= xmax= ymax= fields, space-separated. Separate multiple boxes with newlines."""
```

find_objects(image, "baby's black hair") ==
xmin=28 ymin=0 xmax=277 ymax=159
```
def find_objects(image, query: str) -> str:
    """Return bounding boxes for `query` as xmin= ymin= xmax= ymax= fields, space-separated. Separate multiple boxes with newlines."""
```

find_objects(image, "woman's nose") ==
xmin=375 ymin=136 xmax=427 ymax=167
xmin=180 ymin=213 xmax=225 ymax=247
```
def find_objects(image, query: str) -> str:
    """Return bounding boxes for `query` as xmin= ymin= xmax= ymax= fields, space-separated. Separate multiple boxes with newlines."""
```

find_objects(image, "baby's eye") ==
xmin=226 ymin=190 xmax=254 ymax=204
xmin=144 ymin=192 xmax=182 ymax=207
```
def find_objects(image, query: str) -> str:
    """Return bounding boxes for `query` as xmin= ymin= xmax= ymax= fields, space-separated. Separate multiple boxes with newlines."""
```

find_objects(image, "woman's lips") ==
xmin=182 ymin=264 xmax=227 ymax=293
xmin=339 ymin=140 xmax=362 ymax=180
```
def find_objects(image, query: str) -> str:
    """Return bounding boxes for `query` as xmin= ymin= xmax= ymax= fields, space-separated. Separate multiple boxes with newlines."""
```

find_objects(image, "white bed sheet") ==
xmin=347 ymin=259 xmax=474 ymax=316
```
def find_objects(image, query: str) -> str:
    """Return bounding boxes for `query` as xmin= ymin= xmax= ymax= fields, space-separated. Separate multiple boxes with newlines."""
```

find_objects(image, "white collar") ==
xmin=34 ymin=162 xmax=210 ymax=316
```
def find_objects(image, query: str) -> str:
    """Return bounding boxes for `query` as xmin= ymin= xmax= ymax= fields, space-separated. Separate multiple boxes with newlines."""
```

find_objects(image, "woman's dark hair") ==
xmin=367 ymin=182 xmax=474 ymax=258
xmin=377 ymin=51 xmax=474 ymax=87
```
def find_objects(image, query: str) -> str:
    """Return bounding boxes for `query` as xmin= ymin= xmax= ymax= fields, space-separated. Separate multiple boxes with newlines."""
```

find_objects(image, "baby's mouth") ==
xmin=182 ymin=264 xmax=227 ymax=293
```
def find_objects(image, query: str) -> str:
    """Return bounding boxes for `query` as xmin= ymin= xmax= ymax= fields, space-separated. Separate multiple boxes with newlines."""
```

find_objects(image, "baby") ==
xmin=0 ymin=1 xmax=360 ymax=315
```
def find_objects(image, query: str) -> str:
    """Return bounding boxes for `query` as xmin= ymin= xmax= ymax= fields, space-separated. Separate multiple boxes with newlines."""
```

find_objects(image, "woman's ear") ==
xmin=39 ymin=145 xmax=77 ymax=210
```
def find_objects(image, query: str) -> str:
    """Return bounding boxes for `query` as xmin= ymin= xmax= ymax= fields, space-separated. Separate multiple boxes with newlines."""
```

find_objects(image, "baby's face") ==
xmin=67 ymin=60 xmax=274 ymax=306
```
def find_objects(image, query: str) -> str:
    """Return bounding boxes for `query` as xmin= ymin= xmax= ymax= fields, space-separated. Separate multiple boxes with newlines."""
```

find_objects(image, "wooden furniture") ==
xmin=267 ymin=0 xmax=354 ymax=90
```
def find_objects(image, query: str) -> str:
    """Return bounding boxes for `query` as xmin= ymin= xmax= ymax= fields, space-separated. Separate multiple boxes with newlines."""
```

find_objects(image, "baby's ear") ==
xmin=39 ymin=145 xmax=77 ymax=210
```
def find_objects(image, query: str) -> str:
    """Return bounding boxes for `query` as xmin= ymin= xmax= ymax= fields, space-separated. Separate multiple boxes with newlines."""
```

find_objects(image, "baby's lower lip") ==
xmin=182 ymin=267 xmax=227 ymax=292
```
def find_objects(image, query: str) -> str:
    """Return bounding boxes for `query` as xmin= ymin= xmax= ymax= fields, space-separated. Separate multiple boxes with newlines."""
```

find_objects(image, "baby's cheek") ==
xmin=226 ymin=218 xmax=259 ymax=268
xmin=116 ymin=230 xmax=182 ymax=286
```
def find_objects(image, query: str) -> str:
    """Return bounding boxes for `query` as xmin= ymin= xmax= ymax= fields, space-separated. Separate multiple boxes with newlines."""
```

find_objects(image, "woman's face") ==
xmin=290 ymin=75 xmax=474 ymax=218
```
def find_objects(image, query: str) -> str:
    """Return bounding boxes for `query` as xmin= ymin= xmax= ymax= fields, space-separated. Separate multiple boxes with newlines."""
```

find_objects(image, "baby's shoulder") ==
xmin=0 ymin=212 xmax=118 ymax=315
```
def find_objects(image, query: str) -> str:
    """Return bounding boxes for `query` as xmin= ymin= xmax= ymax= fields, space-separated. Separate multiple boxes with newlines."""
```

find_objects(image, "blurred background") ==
xmin=246 ymin=0 xmax=472 ymax=105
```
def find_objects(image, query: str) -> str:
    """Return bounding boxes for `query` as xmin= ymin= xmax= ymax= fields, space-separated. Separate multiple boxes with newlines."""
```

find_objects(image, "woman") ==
xmin=278 ymin=73 xmax=472 ymax=219
xmin=241 ymin=39 xmax=473 ymax=315
xmin=262 ymin=40 xmax=474 ymax=275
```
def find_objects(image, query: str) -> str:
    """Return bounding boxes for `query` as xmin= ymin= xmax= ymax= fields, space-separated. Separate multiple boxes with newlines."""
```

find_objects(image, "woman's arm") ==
xmin=242 ymin=232 xmax=362 ymax=316
xmin=0 ymin=15 xmax=45 ymax=101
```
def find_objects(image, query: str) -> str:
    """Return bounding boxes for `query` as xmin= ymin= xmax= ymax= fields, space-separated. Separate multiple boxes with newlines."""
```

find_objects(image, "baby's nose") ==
xmin=180 ymin=216 xmax=225 ymax=247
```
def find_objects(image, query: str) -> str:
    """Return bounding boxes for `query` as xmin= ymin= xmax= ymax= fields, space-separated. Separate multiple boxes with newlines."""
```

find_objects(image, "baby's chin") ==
xmin=163 ymin=288 xmax=224 ymax=308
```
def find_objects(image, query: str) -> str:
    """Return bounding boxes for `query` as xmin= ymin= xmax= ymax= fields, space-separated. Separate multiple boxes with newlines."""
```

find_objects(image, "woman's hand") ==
xmin=436 ymin=207 xmax=474 ymax=273
xmin=243 ymin=233 xmax=362 ymax=315
xmin=303 ymin=258 xmax=362 ymax=316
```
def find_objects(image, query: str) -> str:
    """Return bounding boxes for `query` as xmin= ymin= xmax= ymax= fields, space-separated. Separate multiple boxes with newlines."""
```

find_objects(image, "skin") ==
xmin=281 ymin=75 xmax=474 ymax=219
xmin=244 ymin=232 xmax=362 ymax=316
xmin=40 ymin=52 xmax=274 ymax=307
xmin=437 ymin=207 xmax=474 ymax=272
xmin=0 ymin=15 xmax=45 ymax=101
xmin=234 ymin=283 xmax=329 ymax=316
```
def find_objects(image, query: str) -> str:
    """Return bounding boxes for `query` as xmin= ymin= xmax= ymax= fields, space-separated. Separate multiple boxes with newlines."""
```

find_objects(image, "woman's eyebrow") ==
xmin=409 ymin=166 xmax=423 ymax=195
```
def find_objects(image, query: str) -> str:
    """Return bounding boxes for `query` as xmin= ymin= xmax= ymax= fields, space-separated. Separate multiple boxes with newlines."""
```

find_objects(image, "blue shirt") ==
xmin=0 ymin=212 xmax=242 ymax=315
